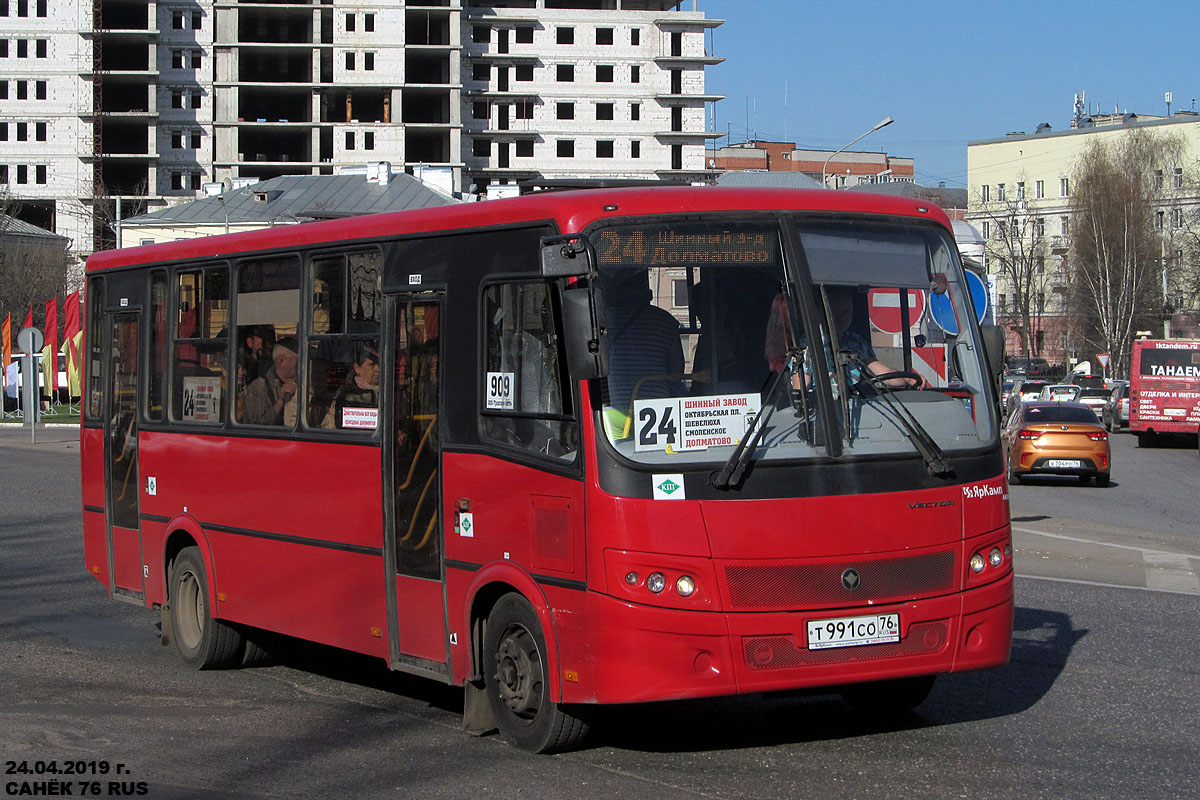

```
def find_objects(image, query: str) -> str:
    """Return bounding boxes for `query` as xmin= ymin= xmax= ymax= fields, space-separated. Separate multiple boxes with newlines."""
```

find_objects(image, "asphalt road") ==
xmin=2 ymin=426 xmax=1197 ymax=800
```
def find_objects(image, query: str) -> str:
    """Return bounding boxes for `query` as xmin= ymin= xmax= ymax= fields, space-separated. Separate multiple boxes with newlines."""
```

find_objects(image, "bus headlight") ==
xmin=646 ymin=572 xmax=666 ymax=594
xmin=988 ymin=547 xmax=1004 ymax=567
xmin=675 ymin=575 xmax=696 ymax=597
xmin=969 ymin=553 xmax=986 ymax=573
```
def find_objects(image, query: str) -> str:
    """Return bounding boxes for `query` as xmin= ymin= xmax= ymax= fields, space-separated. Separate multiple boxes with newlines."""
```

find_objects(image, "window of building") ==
xmin=0 ymin=165 xmax=8 ymax=183
xmin=556 ymin=102 xmax=573 ymax=120
xmin=631 ymin=64 xmax=641 ymax=84
xmin=1035 ymin=179 xmax=1044 ymax=199
xmin=981 ymin=221 xmax=990 ymax=239
xmin=0 ymin=40 xmax=7 ymax=58
xmin=631 ymin=140 xmax=640 ymax=159
xmin=1172 ymin=207 xmax=1183 ymax=228
xmin=516 ymin=140 xmax=533 ymax=158
xmin=1174 ymin=167 xmax=1183 ymax=189
xmin=190 ymin=90 xmax=201 ymax=109
xmin=345 ymin=132 xmax=355 ymax=151
xmin=15 ymin=122 xmax=25 ymax=141
xmin=192 ymin=11 xmax=202 ymax=30
xmin=556 ymin=63 xmax=573 ymax=82
xmin=630 ymin=102 xmax=640 ymax=121
xmin=473 ymin=138 xmax=490 ymax=157
xmin=35 ymin=38 xmax=44 ymax=58
xmin=346 ymin=51 xmax=355 ymax=70
xmin=1036 ymin=256 xmax=1045 ymax=274
xmin=631 ymin=28 xmax=640 ymax=46
xmin=1059 ymin=177 xmax=1069 ymax=197
xmin=172 ymin=10 xmax=185 ymax=29
xmin=596 ymin=64 xmax=614 ymax=82
xmin=1 ymin=82 xmax=9 ymax=100
xmin=34 ymin=80 xmax=44 ymax=100
xmin=365 ymin=14 xmax=374 ymax=32
xmin=473 ymin=101 xmax=488 ymax=120
xmin=1034 ymin=217 xmax=1045 ymax=238
xmin=597 ymin=103 xmax=613 ymax=121
xmin=364 ymin=132 xmax=374 ymax=150
xmin=171 ymin=90 xmax=183 ymax=109
xmin=596 ymin=140 xmax=614 ymax=159
xmin=1155 ymin=169 xmax=1164 ymax=190
xmin=1155 ymin=210 xmax=1165 ymax=231
xmin=0 ymin=123 xmax=6 ymax=140
xmin=16 ymin=80 xmax=26 ymax=100
xmin=171 ymin=171 xmax=183 ymax=190
xmin=515 ymin=63 xmax=532 ymax=81
xmin=192 ymin=50 xmax=202 ymax=69
xmin=516 ymin=26 xmax=533 ymax=44
xmin=998 ymin=293 xmax=1007 ymax=313
xmin=306 ymin=251 xmax=381 ymax=431
xmin=556 ymin=27 xmax=574 ymax=45
xmin=16 ymin=38 xmax=25 ymax=57
xmin=996 ymin=183 xmax=1005 ymax=201
xmin=346 ymin=13 xmax=356 ymax=32
xmin=172 ymin=267 xmax=229 ymax=424
xmin=1060 ymin=216 xmax=1070 ymax=236
xmin=191 ymin=130 xmax=201 ymax=149
xmin=1016 ymin=181 xmax=1025 ymax=200
xmin=364 ymin=52 xmax=375 ymax=71
xmin=172 ymin=49 xmax=185 ymax=69
xmin=597 ymin=27 xmax=613 ymax=45
xmin=557 ymin=140 xmax=574 ymax=158
xmin=473 ymin=25 xmax=489 ymax=43
xmin=515 ymin=100 xmax=533 ymax=120
xmin=980 ymin=184 xmax=989 ymax=202
xmin=171 ymin=130 xmax=183 ymax=148
xmin=16 ymin=164 xmax=27 ymax=183
xmin=472 ymin=62 xmax=489 ymax=81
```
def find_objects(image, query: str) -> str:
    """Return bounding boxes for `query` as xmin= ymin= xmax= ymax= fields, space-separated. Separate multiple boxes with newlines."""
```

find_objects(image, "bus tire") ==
xmin=841 ymin=674 xmax=936 ymax=714
xmin=170 ymin=547 xmax=244 ymax=670
xmin=483 ymin=593 xmax=590 ymax=753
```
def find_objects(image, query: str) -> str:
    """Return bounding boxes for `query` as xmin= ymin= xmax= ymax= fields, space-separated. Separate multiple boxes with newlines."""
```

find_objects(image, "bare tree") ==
xmin=0 ymin=189 xmax=72 ymax=331
xmin=1069 ymin=128 xmax=1185 ymax=378
xmin=974 ymin=174 xmax=1053 ymax=357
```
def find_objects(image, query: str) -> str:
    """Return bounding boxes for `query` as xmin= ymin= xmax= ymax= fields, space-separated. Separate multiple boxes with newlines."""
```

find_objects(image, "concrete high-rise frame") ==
xmin=0 ymin=0 xmax=722 ymax=259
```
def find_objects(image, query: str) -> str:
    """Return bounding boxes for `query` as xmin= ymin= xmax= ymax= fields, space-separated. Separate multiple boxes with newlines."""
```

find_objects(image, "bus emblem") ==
xmin=841 ymin=569 xmax=861 ymax=591
xmin=658 ymin=479 xmax=680 ymax=495
xmin=652 ymin=474 xmax=686 ymax=500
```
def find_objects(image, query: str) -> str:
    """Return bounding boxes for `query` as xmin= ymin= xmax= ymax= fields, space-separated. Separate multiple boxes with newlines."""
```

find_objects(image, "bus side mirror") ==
xmin=561 ymin=284 xmax=608 ymax=381
xmin=541 ymin=235 xmax=592 ymax=277
xmin=980 ymin=324 xmax=1005 ymax=380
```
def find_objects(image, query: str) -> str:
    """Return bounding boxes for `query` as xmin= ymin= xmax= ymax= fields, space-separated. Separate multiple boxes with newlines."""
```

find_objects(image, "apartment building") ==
xmin=0 ymin=0 xmax=723 ymax=258
xmin=967 ymin=110 xmax=1200 ymax=361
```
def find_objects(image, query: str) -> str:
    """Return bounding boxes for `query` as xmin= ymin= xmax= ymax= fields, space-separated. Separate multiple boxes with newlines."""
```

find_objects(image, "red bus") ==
xmin=1129 ymin=338 xmax=1200 ymax=445
xmin=81 ymin=187 xmax=1013 ymax=752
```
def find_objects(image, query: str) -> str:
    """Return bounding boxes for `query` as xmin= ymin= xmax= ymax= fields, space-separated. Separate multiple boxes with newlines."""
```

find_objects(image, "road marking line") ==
xmin=1011 ymin=526 xmax=1194 ymax=558
xmin=1017 ymin=574 xmax=1200 ymax=597
xmin=1142 ymin=552 xmax=1200 ymax=593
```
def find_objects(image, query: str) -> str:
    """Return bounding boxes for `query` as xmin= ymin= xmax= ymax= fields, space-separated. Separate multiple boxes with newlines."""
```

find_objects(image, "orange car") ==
xmin=1003 ymin=401 xmax=1111 ymax=486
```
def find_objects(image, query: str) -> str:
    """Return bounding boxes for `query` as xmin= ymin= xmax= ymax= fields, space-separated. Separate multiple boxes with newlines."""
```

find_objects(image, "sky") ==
xmin=699 ymin=0 xmax=1200 ymax=188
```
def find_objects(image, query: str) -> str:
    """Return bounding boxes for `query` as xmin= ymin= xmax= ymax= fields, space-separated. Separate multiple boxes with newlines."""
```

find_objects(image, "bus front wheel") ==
xmin=483 ymin=593 xmax=590 ymax=753
xmin=170 ymin=547 xmax=244 ymax=670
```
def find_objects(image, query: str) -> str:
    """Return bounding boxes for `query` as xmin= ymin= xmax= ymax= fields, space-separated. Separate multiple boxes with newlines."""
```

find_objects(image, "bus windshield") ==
xmin=591 ymin=217 xmax=996 ymax=467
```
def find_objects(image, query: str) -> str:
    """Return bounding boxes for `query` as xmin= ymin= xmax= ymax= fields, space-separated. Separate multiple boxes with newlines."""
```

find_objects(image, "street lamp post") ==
xmin=821 ymin=116 xmax=894 ymax=189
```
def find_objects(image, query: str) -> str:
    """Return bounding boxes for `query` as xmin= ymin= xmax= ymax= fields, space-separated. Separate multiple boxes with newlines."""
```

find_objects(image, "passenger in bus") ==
xmin=602 ymin=268 xmax=684 ymax=411
xmin=241 ymin=336 xmax=299 ymax=425
xmin=235 ymin=324 xmax=274 ymax=421
xmin=321 ymin=344 xmax=380 ymax=429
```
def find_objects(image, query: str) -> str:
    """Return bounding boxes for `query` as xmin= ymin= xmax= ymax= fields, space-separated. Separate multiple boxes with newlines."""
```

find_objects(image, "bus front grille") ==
xmin=724 ymin=550 xmax=956 ymax=610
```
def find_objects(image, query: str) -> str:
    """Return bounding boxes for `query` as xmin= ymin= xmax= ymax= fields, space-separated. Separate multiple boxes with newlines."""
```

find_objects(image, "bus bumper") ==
xmin=576 ymin=572 xmax=1013 ymax=704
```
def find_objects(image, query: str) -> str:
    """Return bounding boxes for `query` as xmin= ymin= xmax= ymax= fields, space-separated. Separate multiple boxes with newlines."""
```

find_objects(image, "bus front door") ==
xmin=383 ymin=295 xmax=448 ymax=673
xmin=103 ymin=312 xmax=144 ymax=601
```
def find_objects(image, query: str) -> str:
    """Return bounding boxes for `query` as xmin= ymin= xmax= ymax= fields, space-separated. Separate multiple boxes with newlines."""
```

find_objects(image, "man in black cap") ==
xmin=242 ymin=336 xmax=299 ymax=425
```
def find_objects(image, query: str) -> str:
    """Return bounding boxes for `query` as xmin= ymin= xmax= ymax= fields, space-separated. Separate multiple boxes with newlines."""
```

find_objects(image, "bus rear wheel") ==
xmin=170 ymin=547 xmax=244 ymax=670
xmin=483 ymin=593 xmax=590 ymax=753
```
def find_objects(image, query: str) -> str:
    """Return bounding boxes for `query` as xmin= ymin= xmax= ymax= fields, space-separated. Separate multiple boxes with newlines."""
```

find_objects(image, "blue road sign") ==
xmin=930 ymin=270 xmax=987 ymax=335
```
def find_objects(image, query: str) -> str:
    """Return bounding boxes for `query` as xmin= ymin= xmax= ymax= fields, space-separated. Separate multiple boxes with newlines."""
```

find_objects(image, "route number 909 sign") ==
xmin=633 ymin=393 xmax=758 ymax=453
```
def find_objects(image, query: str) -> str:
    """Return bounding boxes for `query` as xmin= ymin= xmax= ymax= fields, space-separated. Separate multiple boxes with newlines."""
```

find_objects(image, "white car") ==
xmin=1037 ymin=384 xmax=1081 ymax=402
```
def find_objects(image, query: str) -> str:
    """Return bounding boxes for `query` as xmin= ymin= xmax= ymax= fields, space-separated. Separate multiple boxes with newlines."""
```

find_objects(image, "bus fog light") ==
xmin=646 ymin=572 xmax=666 ymax=594
xmin=969 ymin=553 xmax=986 ymax=573
xmin=624 ymin=571 xmax=639 ymax=586
xmin=989 ymin=547 xmax=1003 ymax=567
xmin=675 ymin=575 xmax=695 ymax=596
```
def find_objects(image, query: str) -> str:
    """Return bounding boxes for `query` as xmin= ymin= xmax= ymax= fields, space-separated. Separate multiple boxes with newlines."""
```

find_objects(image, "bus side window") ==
xmin=172 ymin=267 xmax=228 ymax=424
xmin=480 ymin=282 xmax=577 ymax=459
xmin=307 ymin=250 xmax=381 ymax=431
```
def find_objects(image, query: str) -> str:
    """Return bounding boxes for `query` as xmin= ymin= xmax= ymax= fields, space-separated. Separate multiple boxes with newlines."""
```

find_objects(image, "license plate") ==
xmin=1046 ymin=459 xmax=1081 ymax=468
xmin=807 ymin=613 xmax=899 ymax=650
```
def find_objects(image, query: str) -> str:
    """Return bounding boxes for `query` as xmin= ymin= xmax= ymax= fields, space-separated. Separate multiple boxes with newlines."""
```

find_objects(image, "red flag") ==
xmin=1 ymin=313 xmax=10 ymax=371
xmin=23 ymin=304 xmax=33 ymax=329
xmin=44 ymin=296 xmax=58 ymax=391
xmin=63 ymin=290 xmax=81 ymax=366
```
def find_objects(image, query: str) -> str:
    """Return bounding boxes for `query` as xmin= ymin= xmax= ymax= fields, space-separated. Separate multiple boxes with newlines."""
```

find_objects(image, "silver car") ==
xmin=1101 ymin=382 xmax=1130 ymax=431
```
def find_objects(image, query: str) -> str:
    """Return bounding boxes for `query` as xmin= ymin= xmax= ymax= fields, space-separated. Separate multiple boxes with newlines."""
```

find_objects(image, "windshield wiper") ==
xmin=711 ymin=349 xmax=801 ymax=489
xmin=844 ymin=352 xmax=953 ymax=477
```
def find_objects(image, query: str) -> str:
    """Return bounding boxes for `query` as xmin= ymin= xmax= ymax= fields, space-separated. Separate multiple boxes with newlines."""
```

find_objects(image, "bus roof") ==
xmin=86 ymin=186 xmax=954 ymax=272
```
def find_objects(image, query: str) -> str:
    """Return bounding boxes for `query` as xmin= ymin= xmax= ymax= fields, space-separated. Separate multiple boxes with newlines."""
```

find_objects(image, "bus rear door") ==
xmin=102 ymin=309 xmax=145 ymax=602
